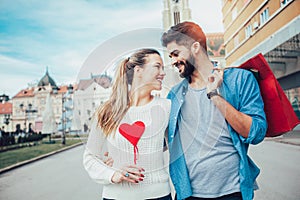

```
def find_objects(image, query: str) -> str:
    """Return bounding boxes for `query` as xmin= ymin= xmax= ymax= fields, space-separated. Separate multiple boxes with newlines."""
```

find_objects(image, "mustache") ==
xmin=173 ymin=60 xmax=185 ymax=68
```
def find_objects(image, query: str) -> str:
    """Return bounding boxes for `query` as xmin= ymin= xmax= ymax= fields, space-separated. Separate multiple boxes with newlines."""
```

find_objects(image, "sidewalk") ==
xmin=265 ymin=129 xmax=300 ymax=146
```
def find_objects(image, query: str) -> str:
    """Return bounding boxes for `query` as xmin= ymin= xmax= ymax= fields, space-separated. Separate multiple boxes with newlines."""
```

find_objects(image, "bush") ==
xmin=0 ymin=135 xmax=15 ymax=146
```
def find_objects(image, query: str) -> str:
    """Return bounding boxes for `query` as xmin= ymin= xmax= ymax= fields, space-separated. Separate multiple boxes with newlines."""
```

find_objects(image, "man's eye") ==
xmin=173 ymin=62 xmax=179 ymax=67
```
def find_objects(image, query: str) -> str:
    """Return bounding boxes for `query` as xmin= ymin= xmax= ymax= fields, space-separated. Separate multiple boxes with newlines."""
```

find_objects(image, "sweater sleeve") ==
xmin=83 ymin=117 xmax=116 ymax=185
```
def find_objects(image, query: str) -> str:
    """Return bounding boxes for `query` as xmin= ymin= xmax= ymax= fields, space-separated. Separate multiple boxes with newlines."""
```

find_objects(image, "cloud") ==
xmin=0 ymin=0 xmax=224 ymax=97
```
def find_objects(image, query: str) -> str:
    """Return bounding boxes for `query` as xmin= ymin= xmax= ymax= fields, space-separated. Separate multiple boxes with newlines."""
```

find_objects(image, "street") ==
xmin=249 ymin=140 xmax=300 ymax=200
xmin=0 ymin=145 xmax=102 ymax=200
xmin=0 ymin=140 xmax=299 ymax=200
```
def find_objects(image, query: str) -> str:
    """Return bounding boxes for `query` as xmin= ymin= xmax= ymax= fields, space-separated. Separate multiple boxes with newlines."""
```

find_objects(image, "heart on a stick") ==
xmin=119 ymin=121 xmax=145 ymax=164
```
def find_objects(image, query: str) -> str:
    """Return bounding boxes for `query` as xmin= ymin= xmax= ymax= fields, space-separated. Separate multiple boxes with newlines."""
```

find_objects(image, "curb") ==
xmin=265 ymin=138 xmax=300 ymax=146
xmin=0 ymin=142 xmax=83 ymax=175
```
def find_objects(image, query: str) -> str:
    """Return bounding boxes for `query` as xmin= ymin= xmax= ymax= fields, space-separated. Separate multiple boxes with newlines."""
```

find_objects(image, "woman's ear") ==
xmin=134 ymin=65 xmax=143 ymax=77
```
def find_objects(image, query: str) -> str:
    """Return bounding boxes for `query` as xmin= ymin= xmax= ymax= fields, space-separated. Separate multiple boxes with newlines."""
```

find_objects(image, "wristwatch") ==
xmin=207 ymin=89 xmax=220 ymax=99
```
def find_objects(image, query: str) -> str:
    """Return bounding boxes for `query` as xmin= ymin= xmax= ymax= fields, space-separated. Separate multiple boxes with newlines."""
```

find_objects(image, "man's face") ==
xmin=166 ymin=41 xmax=196 ymax=78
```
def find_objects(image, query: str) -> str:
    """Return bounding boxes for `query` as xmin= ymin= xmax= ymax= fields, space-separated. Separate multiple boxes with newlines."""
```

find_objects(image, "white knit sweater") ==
xmin=83 ymin=97 xmax=171 ymax=200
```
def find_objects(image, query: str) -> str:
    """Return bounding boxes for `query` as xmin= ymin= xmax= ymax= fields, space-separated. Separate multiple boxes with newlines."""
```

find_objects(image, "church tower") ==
xmin=161 ymin=0 xmax=191 ymax=94
xmin=163 ymin=0 xmax=191 ymax=30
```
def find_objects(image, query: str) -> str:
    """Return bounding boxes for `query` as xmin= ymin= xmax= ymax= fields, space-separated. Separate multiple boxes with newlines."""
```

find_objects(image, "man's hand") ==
xmin=207 ymin=69 xmax=224 ymax=93
xmin=103 ymin=152 xmax=113 ymax=167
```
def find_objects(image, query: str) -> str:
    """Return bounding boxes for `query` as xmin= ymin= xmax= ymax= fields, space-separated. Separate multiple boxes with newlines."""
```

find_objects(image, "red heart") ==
xmin=119 ymin=121 xmax=145 ymax=147
xmin=119 ymin=121 xmax=145 ymax=164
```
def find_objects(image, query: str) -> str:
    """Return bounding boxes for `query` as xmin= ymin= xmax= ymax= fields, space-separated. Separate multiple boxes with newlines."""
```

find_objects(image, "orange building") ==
xmin=222 ymin=0 xmax=300 ymax=119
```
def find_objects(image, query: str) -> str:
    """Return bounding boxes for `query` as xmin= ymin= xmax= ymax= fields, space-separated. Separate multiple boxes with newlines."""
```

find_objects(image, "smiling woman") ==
xmin=83 ymin=48 xmax=172 ymax=200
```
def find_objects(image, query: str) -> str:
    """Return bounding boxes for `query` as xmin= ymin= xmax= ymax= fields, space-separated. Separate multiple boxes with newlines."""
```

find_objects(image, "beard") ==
xmin=179 ymin=55 xmax=196 ymax=81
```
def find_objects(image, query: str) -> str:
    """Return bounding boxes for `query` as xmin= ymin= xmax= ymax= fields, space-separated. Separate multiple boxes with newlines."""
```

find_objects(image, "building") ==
xmin=0 ymin=95 xmax=13 ymax=133
xmin=206 ymin=32 xmax=226 ymax=68
xmin=222 ymin=0 xmax=300 ymax=118
xmin=11 ymin=69 xmax=76 ymax=134
xmin=73 ymin=74 xmax=112 ymax=133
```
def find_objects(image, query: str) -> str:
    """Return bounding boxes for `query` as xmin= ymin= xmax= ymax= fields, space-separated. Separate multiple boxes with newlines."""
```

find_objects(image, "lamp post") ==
xmin=61 ymin=84 xmax=73 ymax=145
xmin=19 ymin=103 xmax=37 ymax=133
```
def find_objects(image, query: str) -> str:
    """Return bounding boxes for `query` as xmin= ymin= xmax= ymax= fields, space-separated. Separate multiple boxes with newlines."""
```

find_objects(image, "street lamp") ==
xmin=61 ymin=84 xmax=73 ymax=145
xmin=19 ymin=103 xmax=37 ymax=133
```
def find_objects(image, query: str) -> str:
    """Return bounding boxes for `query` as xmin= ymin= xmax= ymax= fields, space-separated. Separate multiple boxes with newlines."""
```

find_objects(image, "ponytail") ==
xmin=97 ymin=58 xmax=130 ymax=136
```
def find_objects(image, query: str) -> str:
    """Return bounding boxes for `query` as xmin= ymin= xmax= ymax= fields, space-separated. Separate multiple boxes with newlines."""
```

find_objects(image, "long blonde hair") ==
xmin=97 ymin=49 xmax=161 ymax=136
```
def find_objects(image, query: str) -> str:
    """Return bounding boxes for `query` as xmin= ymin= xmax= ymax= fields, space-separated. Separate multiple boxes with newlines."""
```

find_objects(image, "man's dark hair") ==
xmin=161 ymin=21 xmax=207 ymax=53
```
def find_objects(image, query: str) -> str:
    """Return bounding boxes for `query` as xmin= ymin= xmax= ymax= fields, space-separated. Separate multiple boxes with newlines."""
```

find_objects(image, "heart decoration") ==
xmin=119 ymin=121 xmax=145 ymax=164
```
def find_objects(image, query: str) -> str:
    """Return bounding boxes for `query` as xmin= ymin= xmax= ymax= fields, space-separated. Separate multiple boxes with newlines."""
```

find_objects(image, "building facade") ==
xmin=11 ymin=69 xmax=76 ymax=134
xmin=0 ymin=95 xmax=13 ymax=133
xmin=222 ymin=0 xmax=300 ymax=119
xmin=73 ymin=74 xmax=112 ymax=133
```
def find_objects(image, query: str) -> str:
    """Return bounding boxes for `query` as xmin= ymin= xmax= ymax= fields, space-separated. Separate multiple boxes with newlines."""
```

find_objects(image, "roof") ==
xmin=77 ymin=74 xmax=112 ymax=90
xmin=13 ymin=88 xmax=35 ymax=98
xmin=0 ymin=102 xmax=12 ymax=115
xmin=38 ymin=68 xmax=57 ymax=87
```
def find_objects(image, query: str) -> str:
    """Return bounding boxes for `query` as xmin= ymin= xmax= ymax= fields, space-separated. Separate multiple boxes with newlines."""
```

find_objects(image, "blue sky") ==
xmin=0 ymin=0 xmax=223 ymax=97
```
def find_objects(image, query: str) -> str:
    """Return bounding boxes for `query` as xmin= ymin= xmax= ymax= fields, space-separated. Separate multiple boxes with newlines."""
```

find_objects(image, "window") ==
xmin=234 ymin=35 xmax=239 ymax=48
xmin=245 ymin=24 xmax=252 ymax=38
xmin=174 ymin=11 xmax=180 ymax=25
xmin=260 ymin=8 xmax=269 ymax=25
xmin=281 ymin=0 xmax=292 ymax=7
xmin=232 ymin=7 xmax=238 ymax=20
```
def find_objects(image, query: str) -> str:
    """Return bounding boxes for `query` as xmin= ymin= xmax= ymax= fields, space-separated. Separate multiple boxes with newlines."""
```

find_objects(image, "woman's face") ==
xmin=138 ymin=54 xmax=165 ymax=91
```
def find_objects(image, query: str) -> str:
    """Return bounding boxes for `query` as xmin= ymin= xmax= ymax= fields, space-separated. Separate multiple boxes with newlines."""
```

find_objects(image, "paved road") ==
xmin=0 ymin=145 xmax=102 ymax=200
xmin=250 ymin=140 xmax=300 ymax=200
xmin=1 ymin=140 xmax=299 ymax=200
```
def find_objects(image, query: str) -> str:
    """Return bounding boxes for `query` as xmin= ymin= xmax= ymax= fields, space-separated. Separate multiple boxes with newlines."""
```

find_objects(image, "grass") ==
xmin=0 ymin=138 xmax=82 ymax=170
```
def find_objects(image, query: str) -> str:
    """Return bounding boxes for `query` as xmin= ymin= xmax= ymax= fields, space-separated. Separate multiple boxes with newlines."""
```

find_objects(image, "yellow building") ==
xmin=222 ymin=0 xmax=300 ymax=119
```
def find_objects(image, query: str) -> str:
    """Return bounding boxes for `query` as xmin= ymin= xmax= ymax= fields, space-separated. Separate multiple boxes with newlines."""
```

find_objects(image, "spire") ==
xmin=38 ymin=67 xmax=57 ymax=87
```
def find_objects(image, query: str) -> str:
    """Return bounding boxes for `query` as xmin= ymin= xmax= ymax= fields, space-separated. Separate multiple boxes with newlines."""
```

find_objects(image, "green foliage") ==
xmin=0 ymin=139 xmax=81 ymax=169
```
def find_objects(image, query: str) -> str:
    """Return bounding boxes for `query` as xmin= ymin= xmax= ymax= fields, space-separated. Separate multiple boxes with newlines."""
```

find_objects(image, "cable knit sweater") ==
xmin=83 ymin=97 xmax=171 ymax=200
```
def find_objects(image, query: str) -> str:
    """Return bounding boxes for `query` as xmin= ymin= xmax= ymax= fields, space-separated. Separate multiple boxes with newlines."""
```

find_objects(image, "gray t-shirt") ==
xmin=178 ymin=86 xmax=240 ymax=198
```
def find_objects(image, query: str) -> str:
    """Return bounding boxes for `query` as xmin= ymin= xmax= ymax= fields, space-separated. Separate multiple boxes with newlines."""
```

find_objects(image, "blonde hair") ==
xmin=97 ymin=49 xmax=160 ymax=136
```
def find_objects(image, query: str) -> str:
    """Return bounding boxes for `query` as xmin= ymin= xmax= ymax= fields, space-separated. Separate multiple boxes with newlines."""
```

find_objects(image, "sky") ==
xmin=0 ymin=0 xmax=224 ymax=98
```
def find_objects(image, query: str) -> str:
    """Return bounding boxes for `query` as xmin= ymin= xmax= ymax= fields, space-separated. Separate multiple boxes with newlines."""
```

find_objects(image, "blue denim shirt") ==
xmin=167 ymin=68 xmax=267 ymax=200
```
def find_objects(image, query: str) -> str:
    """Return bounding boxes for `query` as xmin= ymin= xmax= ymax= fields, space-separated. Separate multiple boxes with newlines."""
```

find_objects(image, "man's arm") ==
xmin=210 ymin=95 xmax=252 ymax=138
xmin=207 ymin=69 xmax=266 ymax=143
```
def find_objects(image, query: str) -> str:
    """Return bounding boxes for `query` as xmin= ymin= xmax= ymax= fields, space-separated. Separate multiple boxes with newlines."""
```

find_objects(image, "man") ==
xmin=161 ymin=21 xmax=267 ymax=200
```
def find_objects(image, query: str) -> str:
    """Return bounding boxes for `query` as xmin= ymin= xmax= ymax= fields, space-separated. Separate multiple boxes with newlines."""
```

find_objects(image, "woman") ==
xmin=83 ymin=49 xmax=172 ymax=200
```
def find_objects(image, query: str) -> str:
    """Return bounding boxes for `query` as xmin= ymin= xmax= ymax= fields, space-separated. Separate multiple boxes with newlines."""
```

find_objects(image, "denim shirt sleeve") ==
xmin=235 ymin=70 xmax=267 ymax=144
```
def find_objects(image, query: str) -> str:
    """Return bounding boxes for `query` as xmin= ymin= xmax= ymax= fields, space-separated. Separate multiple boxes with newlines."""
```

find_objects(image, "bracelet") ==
xmin=207 ymin=89 xmax=220 ymax=99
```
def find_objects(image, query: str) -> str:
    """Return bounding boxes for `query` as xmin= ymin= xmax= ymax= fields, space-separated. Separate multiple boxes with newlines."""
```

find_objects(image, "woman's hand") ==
xmin=111 ymin=165 xmax=145 ymax=184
